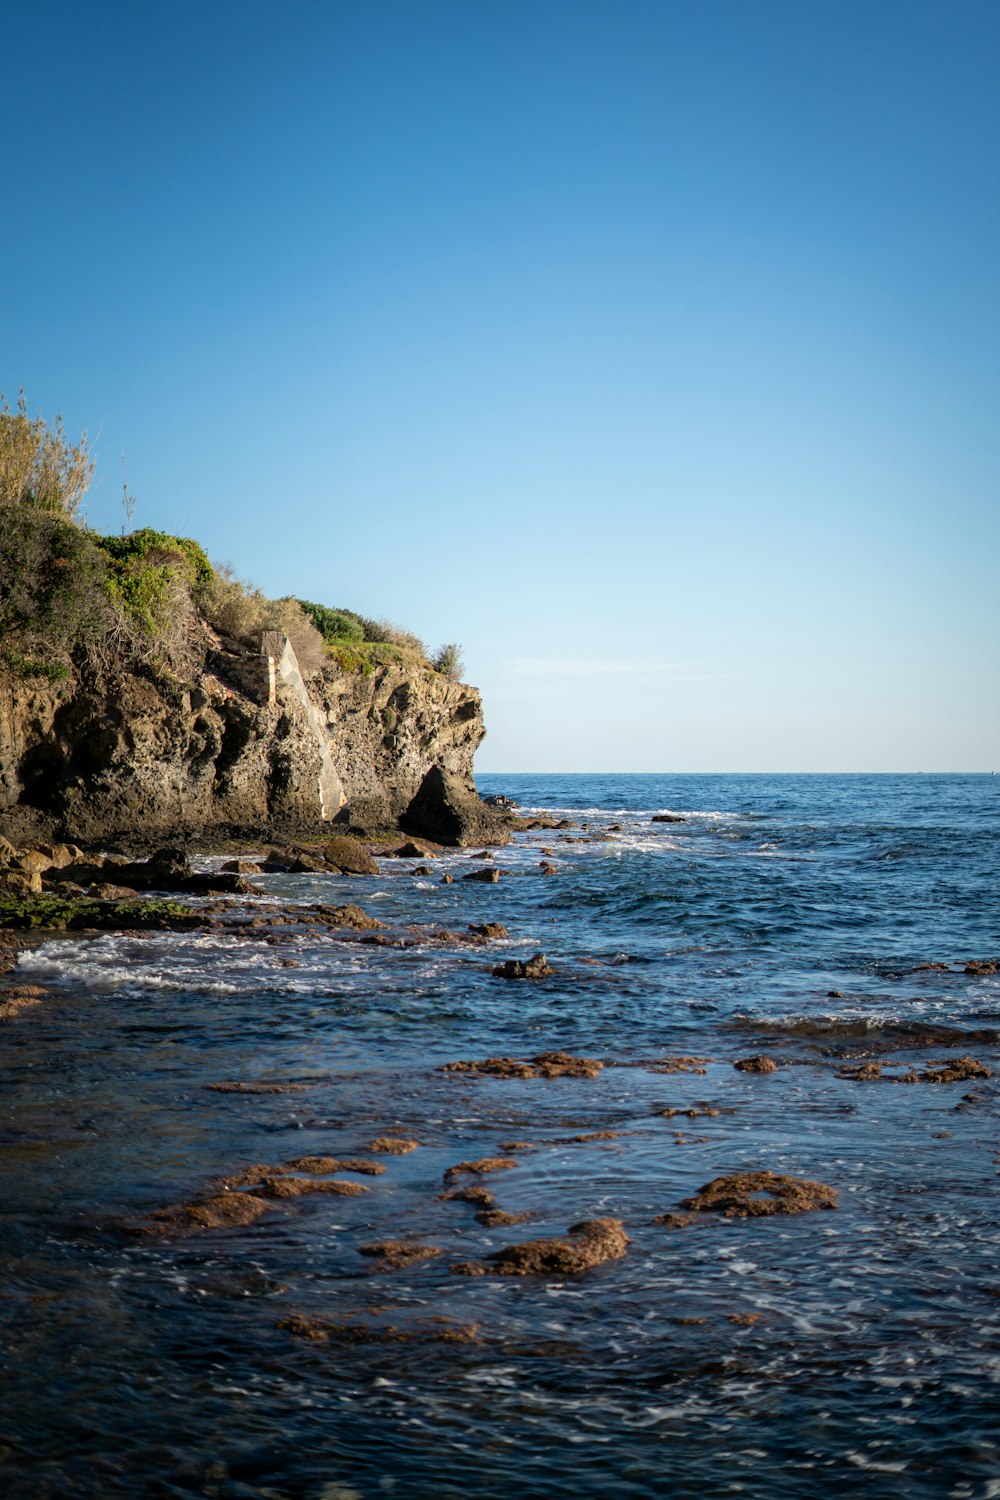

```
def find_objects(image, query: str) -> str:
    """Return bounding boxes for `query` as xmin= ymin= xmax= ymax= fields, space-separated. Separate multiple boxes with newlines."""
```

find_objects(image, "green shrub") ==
xmin=0 ymin=504 xmax=110 ymax=669
xmin=327 ymin=642 xmax=374 ymax=676
xmin=297 ymin=599 xmax=365 ymax=644
xmin=96 ymin=529 xmax=211 ymax=640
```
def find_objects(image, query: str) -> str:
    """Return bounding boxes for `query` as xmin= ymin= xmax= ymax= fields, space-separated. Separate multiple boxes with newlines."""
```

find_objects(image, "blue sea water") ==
xmin=1 ymin=773 xmax=998 ymax=1498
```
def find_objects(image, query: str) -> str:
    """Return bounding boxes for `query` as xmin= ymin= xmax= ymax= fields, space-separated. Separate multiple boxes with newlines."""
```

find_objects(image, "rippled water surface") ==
xmin=1 ymin=774 xmax=998 ymax=1498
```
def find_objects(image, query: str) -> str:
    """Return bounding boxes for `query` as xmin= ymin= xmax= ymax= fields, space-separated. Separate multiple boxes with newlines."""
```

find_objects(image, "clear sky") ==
xmin=3 ymin=0 xmax=998 ymax=771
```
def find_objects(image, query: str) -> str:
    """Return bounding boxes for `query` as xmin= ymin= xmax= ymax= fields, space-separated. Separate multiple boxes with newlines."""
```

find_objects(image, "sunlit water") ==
xmin=1 ymin=774 xmax=997 ymax=1498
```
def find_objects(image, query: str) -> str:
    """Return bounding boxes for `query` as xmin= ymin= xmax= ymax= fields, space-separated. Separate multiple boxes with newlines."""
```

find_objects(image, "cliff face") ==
xmin=0 ymin=625 xmax=487 ymax=846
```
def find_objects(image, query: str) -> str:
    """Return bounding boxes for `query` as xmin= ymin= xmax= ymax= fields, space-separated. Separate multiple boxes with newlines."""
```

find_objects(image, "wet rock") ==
xmin=319 ymin=903 xmax=382 ymax=930
xmin=453 ymin=1217 xmax=629 ymax=1278
xmin=836 ymin=1061 xmax=885 ymax=1081
xmin=681 ymin=1171 xmax=838 ymax=1218
xmin=921 ymin=1055 xmax=991 ymax=1083
xmin=321 ymin=835 xmax=380 ymax=876
xmin=258 ymin=1175 xmax=369 ymax=1199
xmin=964 ymin=959 xmax=999 ymax=976
xmin=440 ymin=1050 xmax=601 ymax=1080
xmin=463 ymin=867 xmax=501 ymax=884
xmin=468 ymin=849 xmax=494 ymax=859
xmin=607 ymin=823 xmax=622 ymax=832
xmin=539 ymin=861 xmax=558 ymax=875
xmin=412 ymin=865 xmax=434 ymax=876
xmin=358 ymin=1240 xmax=442 ymax=1270
xmin=441 ymin=1184 xmax=496 ymax=1207
xmin=89 ymin=883 xmax=141 ymax=900
xmin=443 ymin=1157 xmax=519 ymax=1182
xmin=131 ymin=1192 xmax=273 ymax=1237
xmin=285 ymin=1156 xmax=385 ymax=1175
xmin=440 ymin=874 xmax=455 ymax=884
xmin=571 ymin=1130 xmax=622 ymax=1142
xmin=657 ymin=1105 xmax=722 ymax=1118
xmin=734 ymin=1055 xmax=778 ymax=1074
xmin=653 ymin=1212 xmax=694 ymax=1229
xmin=367 ymin=1137 xmax=419 ymax=1155
xmin=278 ymin=1314 xmax=480 ymax=1345
xmin=221 ymin=859 xmax=261 ymax=874
xmin=402 ymin=764 xmax=512 ymax=848
xmin=482 ymin=794 xmax=519 ymax=809
xmin=652 ymin=814 xmax=686 ymax=824
xmin=728 ymin=1312 xmax=763 ymax=1326
xmin=0 ymin=984 xmax=48 ymax=1020
xmin=649 ymin=1056 xmax=710 ymax=1074
xmin=478 ymin=1208 xmax=532 ymax=1228
xmin=205 ymin=1080 xmax=314 ymax=1094
xmin=392 ymin=839 xmax=436 ymax=858
xmin=469 ymin=922 xmax=509 ymax=940
xmin=492 ymin=952 xmax=552 ymax=979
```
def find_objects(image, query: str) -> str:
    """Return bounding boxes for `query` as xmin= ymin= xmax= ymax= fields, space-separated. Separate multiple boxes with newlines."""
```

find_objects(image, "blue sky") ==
xmin=3 ymin=0 xmax=997 ymax=770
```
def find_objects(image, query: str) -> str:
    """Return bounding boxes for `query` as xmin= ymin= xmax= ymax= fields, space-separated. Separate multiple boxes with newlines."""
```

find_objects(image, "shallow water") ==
xmin=1 ymin=774 xmax=998 ymax=1498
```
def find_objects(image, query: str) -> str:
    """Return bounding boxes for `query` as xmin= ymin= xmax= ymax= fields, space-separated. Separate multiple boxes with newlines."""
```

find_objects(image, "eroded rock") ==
xmin=453 ymin=1217 xmax=629 ymax=1278
xmin=491 ymin=953 xmax=553 ymax=979
xmin=734 ymin=1055 xmax=778 ymax=1074
xmin=358 ymin=1240 xmax=442 ymax=1270
xmin=681 ymin=1171 xmax=838 ymax=1218
xmin=367 ymin=1137 xmax=420 ymax=1155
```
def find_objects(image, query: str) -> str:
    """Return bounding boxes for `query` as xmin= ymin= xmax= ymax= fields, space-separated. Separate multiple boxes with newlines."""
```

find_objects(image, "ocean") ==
xmin=1 ymin=773 xmax=997 ymax=1498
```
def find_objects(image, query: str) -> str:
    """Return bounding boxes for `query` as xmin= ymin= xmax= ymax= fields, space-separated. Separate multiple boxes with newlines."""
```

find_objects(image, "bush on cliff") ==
xmin=0 ymin=392 xmax=94 ymax=520
xmin=0 ymin=505 xmax=109 ymax=677
xmin=297 ymin=600 xmax=365 ymax=645
xmin=198 ymin=568 xmax=326 ymax=675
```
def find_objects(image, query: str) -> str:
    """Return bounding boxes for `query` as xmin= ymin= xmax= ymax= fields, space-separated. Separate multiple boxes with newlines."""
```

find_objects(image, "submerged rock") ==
xmin=358 ymin=1240 xmax=442 ymax=1270
xmin=367 ymin=1136 xmax=420 ymax=1155
xmin=443 ymin=1157 xmax=518 ymax=1181
xmin=130 ymin=1192 xmax=273 ymax=1238
xmin=453 ymin=1217 xmax=629 ymax=1278
xmin=733 ymin=1055 xmax=778 ymax=1074
xmin=681 ymin=1171 xmax=838 ymax=1218
xmin=440 ymin=1050 xmax=601 ymax=1080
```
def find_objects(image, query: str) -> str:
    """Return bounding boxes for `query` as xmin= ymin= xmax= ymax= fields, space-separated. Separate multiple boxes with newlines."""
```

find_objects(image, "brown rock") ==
xmin=393 ymin=840 xmax=435 ymax=858
xmin=284 ymin=1156 xmax=385 ymax=1175
xmin=367 ymin=1137 xmax=419 ymax=1154
xmin=132 ymin=1192 xmax=273 ymax=1237
xmin=412 ymin=865 xmax=434 ymax=876
xmin=320 ymin=904 xmax=382 ymax=930
xmin=321 ymin=835 xmax=380 ymax=876
xmin=652 ymin=814 xmax=686 ymax=823
xmin=463 ymin=867 xmax=500 ymax=884
xmin=653 ymin=1212 xmax=694 ymax=1229
xmin=16 ymin=850 xmax=53 ymax=874
xmin=964 ymin=959 xmax=999 ymax=976
xmin=221 ymin=859 xmax=261 ymax=874
xmin=469 ymin=922 xmax=509 ymax=940
xmin=440 ymin=1050 xmax=600 ymax=1080
xmin=649 ymin=1056 xmax=710 ymax=1074
xmin=539 ymin=861 xmax=558 ymax=874
xmin=0 ymin=984 xmax=49 ymax=1020
xmin=920 ymin=1055 xmax=991 ymax=1083
xmin=440 ymin=874 xmax=455 ymax=884
xmin=0 ymin=870 xmax=42 ymax=894
xmin=734 ymin=1055 xmax=778 ymax=1074
xmin=358 ymin=1240 xmax=442 ymax=1269
xmin=443 ymin=1156 xmax=519 ymax=1182
xmin=681 ymin=1171 xmax=838 ymax=1218
xmin=205 ymin=1080 xmax=313 ymax=1094
xmin=453 ymin=1217 xmax=629 ymax=1278
xmin=258 ymin=1175 xmax=369 ymax=1199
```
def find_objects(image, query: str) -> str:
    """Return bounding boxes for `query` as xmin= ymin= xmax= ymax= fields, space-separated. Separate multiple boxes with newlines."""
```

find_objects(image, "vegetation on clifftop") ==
xmin=0 ymin=396 xmax=463 ymax=685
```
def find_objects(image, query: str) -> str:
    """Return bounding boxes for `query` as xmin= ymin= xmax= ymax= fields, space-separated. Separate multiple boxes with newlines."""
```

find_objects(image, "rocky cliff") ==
xmin=0 ymin=620 xmax=492 ymax=847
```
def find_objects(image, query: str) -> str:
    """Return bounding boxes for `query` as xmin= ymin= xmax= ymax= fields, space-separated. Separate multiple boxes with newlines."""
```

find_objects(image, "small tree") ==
xmin=433 ymin=642 xmax=463 ymax=681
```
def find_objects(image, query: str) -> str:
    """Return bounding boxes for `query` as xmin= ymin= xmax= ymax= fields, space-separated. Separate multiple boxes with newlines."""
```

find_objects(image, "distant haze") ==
xmin=3 ymin=1 xmax=997 ymax=770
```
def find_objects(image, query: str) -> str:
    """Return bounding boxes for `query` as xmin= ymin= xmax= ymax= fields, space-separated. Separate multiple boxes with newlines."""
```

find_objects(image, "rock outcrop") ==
xmin=0 ymin=623 xmax=500 ymax=846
